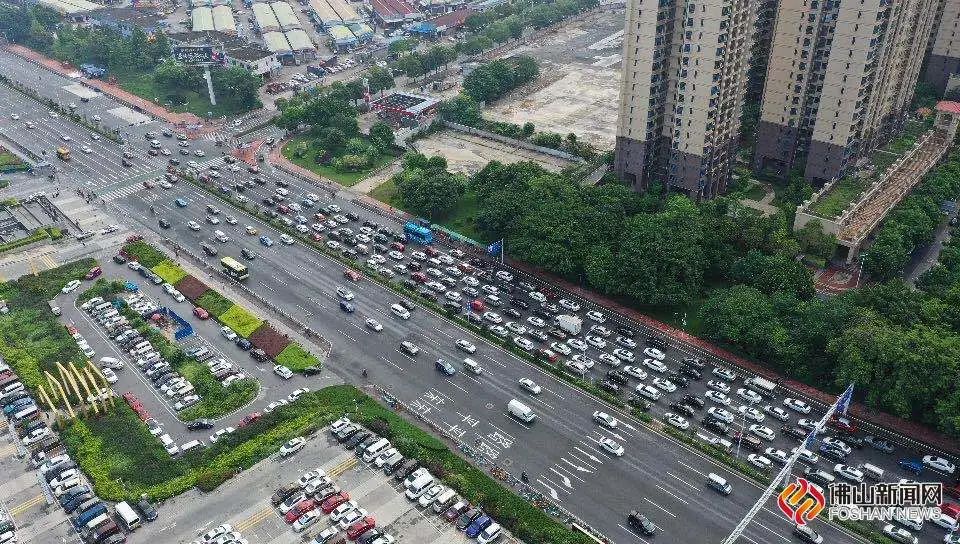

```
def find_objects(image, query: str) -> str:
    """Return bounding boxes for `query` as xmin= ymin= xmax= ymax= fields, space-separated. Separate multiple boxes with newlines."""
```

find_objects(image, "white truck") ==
xmin=744 ymin=376 xmax=777 ymax=397
xmin=554 ymin=314 xmax=582 ymax=335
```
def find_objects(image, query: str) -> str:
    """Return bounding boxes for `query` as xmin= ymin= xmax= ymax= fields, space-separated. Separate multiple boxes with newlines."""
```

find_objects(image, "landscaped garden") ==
xmin=281 ymin=134 xmax=399 ymax=187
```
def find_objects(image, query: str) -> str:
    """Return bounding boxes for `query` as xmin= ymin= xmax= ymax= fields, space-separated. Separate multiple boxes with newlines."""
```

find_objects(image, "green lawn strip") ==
xmin=218 ymin=304 xmax=263 ymax=338
xmin=60 ymin=385 xmax=590 ymax=544
xmin=281 ymin=136 xmax=397 ymax=187
xmin=151 ymin=260 xmax=187 ymax=285
xmin=78 ymin=279 xmax=126 ymax=303
xmin=177 ymin=361 xmax=259 ymax=421
xmin=0 ymin=150 xmax=24 ymax=167
xmin=274 ymin=343 xmax=320 ymax=371
xmin=809 ymin=177 xmax=869 ymax=219
xmin=111 ymin=69 xmax=251 ymax=119
xmin=368 ymin=180 xmax=485 ymax=243
xmin=195 ymin=290 xmax=234 ymax=318
xmin=122 ymin=241 xmax=167 ymax=268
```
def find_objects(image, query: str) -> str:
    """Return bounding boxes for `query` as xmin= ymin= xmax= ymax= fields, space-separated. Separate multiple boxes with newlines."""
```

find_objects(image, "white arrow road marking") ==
xmin=553 ymin=463 xmax=586 ymax=483
xmin=549 ymin=468 xmax=573 ymax=488
xmin=561 ymin=457 xmax=594 ymax=473
xmin=537 ymin=480 xmax=560 ymax=501
xmin=574 ymin=446 xmax=602 ymax=464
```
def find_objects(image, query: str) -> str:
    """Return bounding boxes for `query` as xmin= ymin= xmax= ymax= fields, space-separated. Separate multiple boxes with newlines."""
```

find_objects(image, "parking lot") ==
xmin=126 ymin=426 xmax=506 ymax=544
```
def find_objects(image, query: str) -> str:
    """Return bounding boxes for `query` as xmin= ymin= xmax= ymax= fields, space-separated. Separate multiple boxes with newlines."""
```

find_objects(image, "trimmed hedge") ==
xmin=0 ymin=228 xmax=49 ymax=254
xmin=219 ymin=304 xmax=263 ymax=338
xmin=123 ymin=241 xmax=166 ymax=268
xmin=174 ymin=275 xmax=210 ymax=300
xmin=195 ymin=290 xmax=233 ymax=317
xmin=152 ymin=260 xmax=187 ymax=285
xmin=274 ymin=343 xmax=320 ymax=371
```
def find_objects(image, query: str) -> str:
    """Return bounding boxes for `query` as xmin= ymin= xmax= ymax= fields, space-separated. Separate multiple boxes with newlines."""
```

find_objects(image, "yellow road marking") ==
xmin=10 ymin=494 xmax=44 ymax=516
xmin=235 ymin=506 xmax=276 ymax=532
xmin=41 ymin=255 xmax=57 ymax=269
xmin=329 ymin=456 xmax=358 ymax=478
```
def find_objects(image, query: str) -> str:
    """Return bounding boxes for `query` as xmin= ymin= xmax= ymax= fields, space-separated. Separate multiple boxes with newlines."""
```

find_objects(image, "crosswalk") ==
xmin=101 ymin=183 xmax=146 ymax=202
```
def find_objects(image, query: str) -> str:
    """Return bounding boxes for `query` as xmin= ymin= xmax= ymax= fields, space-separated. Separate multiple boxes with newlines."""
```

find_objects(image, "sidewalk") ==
xmin=4 ymin=44 xmax=219 ymax=138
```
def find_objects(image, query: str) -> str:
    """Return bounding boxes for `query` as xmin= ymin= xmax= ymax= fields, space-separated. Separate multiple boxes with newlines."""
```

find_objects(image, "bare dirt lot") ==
xmin=484 ymin=9 xmax=625 ymax=150
xmin=413 ymin=130 xmax=575 ymax=175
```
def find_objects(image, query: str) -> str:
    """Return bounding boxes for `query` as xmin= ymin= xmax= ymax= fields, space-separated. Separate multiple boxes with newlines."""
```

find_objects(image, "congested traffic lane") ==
xmin=109 ymin=180 xmax=863 ymax=544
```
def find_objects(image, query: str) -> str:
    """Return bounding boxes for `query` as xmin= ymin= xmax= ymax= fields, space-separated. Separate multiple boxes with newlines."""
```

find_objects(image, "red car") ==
xmin=277 ymin=204 xmax=290 ymax=214
xmin=312 ymin=233 xmax=324 ymax=242
xmin=827 ymin=416 xmax=857 ymax=434
xmin=346 ymin=517 xmax=375 ymax=540
xmin=238 ymin=412 xmax=262 ymax=428
xmin=941 ymin=502 xmax=960 ymax=519
xmin=390 ymin=241 xmax=405 ymax=252
xmin=411 ymin=272 xmax=427 ymax=284
xmin=343 ymin=270 xmax=361 ymax=282
xmin=193 ymin=307 xmax=210 ymax=320
xmin=84 ymin=266 xmax=102 ymax=280
xmin=424 ymin=246 xmax=439 ymax=257
xmin=284 ymin=498 xmax=318 ymax=523
xmin=321 ymin=492 xmax=350 ymax=514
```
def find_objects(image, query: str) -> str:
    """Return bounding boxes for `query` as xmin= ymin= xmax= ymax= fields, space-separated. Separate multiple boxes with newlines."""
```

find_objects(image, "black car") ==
xmin=547 ymin=327 xmax=567 ymax=340
xmin=275 ymin=179 xmax=289 ymax=188
xmin=253 ymin=176 xmax=265 ymax=185
xmin=241 ymin=248 xmax=256 ymax=260
xmin=842 ymin=435 xmax=865 ymax=449
xmin=682 ymin=357 xmax=706 ymax=370
xmin=669 ymin=402 xmax=696 ymax=418
xmin=356 ymin=529 xmax=382 ymax=544
xmin=456 ymin=508 xmax=483 ymax=530
xmin=158 ymin=218 xmax=171 ymax=229
xmin=407 ymin=261 xmax=422 ymax=272
xmin=314 ymin=484 xmax=342 ymax=501
xmin=666 ymin=373 xmax=689 ymax=388
xmin=628 ymin=395 xmax=652 ymax=411
xmin=511 ymin=298 xmax=529 ymax=310
xmin=818 ymin=445 xmax=846 ymax=462
xmin=627 ymin=510 xmax=656 ymax=536
xmin=646 ymin=335 xmax=667 ymax=349
xmin=598 ymin=380 xmax=621 ymax=394
xmin=503 ymin=308 xmax=521 ymax=319
xmin=606 ymin=370 xmax=628 ymax=385
xmin=345 ymin=430 xmax=372 ymax=449
xmin=527 ymin=330 xmax=548 ymax=343
xmin=334 ymin=425 xmax=360 ymax=442
xmin=58 ymin=486 xmax=89 ymax=507
xmin=682 ymin=394 xmax=705 ymax=409
xmin=236 ymin=338 xmax=253 ymax=350
xmin=617 ymin=326 xmax=636 ymax=338
xmin=702 ymin=417 xmax=729 ymax=435
xmin=442 ymin=300 xmax=461 ymax=313
xmin=399 ymin=299 xmax=416 ymax=311
xmin=518 ymin=281 xmax=535 ymax=292
xmin=136 ymin=497 xmax=159 ymax=521
xmin=355 ymin=434 xmax=379 ymax=453
xmin=402 ymin=279 xmax=418 ymax=290
xmin=534 ymin=307 xmax=554 ymax=319
xmin=864 ymin=435 xmax=895 ymax=453
xmin=63 ymin=493 xmax=94 ymax=514
xmin=781 ymin=425 xmax=807 ymax=440
xmin=186 ymin=419 xmax=214 ymax=431
xmin=678 ymin=366 xmax=702 ymax=380
xmin=250 ymin=348 xmax=268 ymax=362
xmin=112 ymin=254 xmax=127 ymax=264
xmin=346 ymin=212 xmax=360 ymax=221
xmin=302 ymin=366 xmax=322 ymax=376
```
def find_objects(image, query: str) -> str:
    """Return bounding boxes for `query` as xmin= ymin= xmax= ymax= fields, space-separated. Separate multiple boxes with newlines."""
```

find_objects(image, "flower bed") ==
xmin=248 ymin=322 xmax=290 ymax=358
xmin=218 ymin=305 xmax=263 ymax=338
xmin=195 ymin=290 xmax=233 ymax=317
xmin=122 ymin=241 xmax=166 ymax=268
xmin=173 ymin=275 xmax=209 ymax=300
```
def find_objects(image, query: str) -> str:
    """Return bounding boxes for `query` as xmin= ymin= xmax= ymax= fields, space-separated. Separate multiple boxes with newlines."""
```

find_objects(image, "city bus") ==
xmin=220 ymin=256 xmax=249 ymax=281
xmin=56 ymin=147 xmax=71 ymax=161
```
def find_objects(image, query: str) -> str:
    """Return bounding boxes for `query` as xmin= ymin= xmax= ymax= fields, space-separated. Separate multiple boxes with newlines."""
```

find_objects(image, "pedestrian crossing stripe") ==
xmin=40 ymin=254 xmax=57 ymax=269
xmin=102 ymin=184 xmax=146 ymax=202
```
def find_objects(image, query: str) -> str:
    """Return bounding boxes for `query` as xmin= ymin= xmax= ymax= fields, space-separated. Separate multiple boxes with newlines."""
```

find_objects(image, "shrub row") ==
xmin=274 ymin=343 xmax=320 ymax=371
xmin=218 ymin=305 xmax=263 ymax=338
xmin=195 ymin=289 xmax=234 ymax=317
xmin=122 ymin=241 xmax=166 ymax=268
xmin=0 ymin=228 xmax=49 ymax=254
xmin=152 ymin=260 xmax=187 ymax=285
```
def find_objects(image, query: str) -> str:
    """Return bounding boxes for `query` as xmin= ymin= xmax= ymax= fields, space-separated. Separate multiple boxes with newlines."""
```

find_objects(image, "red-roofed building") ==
xmin=371 ymin=0 xmax=420 ymax=26
xmin=935 ymin=101 xmax=960 ymax=115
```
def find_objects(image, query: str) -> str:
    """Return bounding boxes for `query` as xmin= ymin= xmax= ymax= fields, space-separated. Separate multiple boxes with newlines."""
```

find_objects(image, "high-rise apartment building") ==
xmin=925 ymin=0 xmax=960 ymax=95
xmin=754 ymin=0 xmax=938 ymax=185
xmin=613 ymin=0 xmax=756 ymax=199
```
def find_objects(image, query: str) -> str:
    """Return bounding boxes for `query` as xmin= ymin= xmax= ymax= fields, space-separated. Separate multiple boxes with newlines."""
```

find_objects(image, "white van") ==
xmin=180 ymin=440 xmax=204 ymax=453
xmin=477 ymin=522 xmax=502 ymax=544
xmin=390 ymin=304 xmax=410 ymax=319
xmin=85 ymin=512 xmax=110 ymax=530
xmin=507 ymin=399 xmax=536 ymax=423
xmin=131 ymin=345 xmax=154 ymax=357
xmin=130 ymin=341 xmax=150 ymax=353
xmin=1 ymin=381 xmax=24 ymax=397
xmin=12 ymin=405 xmax=38 ymax=421
xmin=213 ymin=230 xmax=229 ymax=243
xmin=463 ymin=358 xmax=482 ymax=375
xmin=92 ymin=302 xmax=112 ymax=314
xmin=160 ymin=434 xmax=180 ymax=456
xmin=431 ymin=489 xmax=458 ymax=514
xmin=861 ymin=463 xmax=884 ymax=480
xmin=635 ymin=384 xmax=662 ymax=401
xmin=403 ymin=468 xmax=434 ymax=500
xmin=361 ymin=438 xmax=391 ymax=463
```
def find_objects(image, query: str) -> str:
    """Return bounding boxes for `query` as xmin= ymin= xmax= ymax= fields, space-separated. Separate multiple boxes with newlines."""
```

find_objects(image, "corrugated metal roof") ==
xmin=326 ymin=0 xmax=359 ymax=22
xmin=191 ymin=7 xmax=215 ymax=31
xmin=270 ymin=1 xmax=300 ymax=30
xmin=284 ymin=29 xmax=315 ymax=51
xmin=262 ymin=31 xmax=291 ymax=53
xmin=211 ymin=5 xmax=235 ymax=32
xmin=252 ymin=2 xmax=280 ymax=31
xmin=39 ymin=0 xmax=101 ymax=14
xmin=328 ymin=24 xmax=356 ymax=42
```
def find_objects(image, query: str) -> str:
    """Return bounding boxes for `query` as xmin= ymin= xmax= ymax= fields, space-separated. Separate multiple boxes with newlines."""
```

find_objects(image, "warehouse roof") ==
xmin=211 ymin=5 xmax=235 ymax=32
xmin=262 ymin=30 xmax=291 ymax=53
xmin=270 ymin=1 xmax=300 ymax=30
xmin=284 ymin=29 xmax=315 ymax=51
xmin=38 ymin=0 xmax=101 ymax=14
xmin=252 ymin=2 xmax=280 ymax=31
xmin=326 ymin=0 xmax=360 ymax=22
xmin=191 ymin=7 xmax=214 ymax=31
xmin=328 ymin=24 xmax=356 ymax=42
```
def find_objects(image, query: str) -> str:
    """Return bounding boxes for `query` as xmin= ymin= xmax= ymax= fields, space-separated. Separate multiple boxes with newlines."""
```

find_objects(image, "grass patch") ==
xmin=281 ymin=136 xmax=398 ymax=187
xmin=122 ymin=241 xmax=166 ymax=268
xmin=740 ymin=183 xmax=767 ymax=202
xmin=809 ymin=177 xmax=868 ymax=219
xmin=218 ymin=305 xmax=263 ymax=338
xmin=274 ymin=343 xmax=320 ymax=371
xmin=195 ymin=290 xmax=234 ymax=318
xmin=177 ymin=361 xmax=259 ymax=421
xmin=112 ymin=69 xmax=252 ymax=119
xmin=370 ymin=181 xmax=485 ymax=243
xmin=151 ymin=260 xmax=187 ymax=285
xmin=0 ymin=149 xmax=24 ymax=167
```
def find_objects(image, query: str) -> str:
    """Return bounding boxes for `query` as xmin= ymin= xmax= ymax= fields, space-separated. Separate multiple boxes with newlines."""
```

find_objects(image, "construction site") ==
xmin=412 ymin=129 xmax=577 ymax=176
xmin=483 ymin=8 xmax=625 ymax=150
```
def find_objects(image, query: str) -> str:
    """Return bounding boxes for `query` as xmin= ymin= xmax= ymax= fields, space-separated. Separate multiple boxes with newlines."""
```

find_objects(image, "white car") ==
xmin=643 ymin=347 xmax=665 ymax=360
xmin=462 ymin=276 xmax=479 ymax=287
xmin=274 ymin=365 xmax=294 ymax=379
xmin=791 ymin=447 xmax=819 ymax=465
xmin=336 ymin=286 xmax=355 ymax=301
xmin=483 ymin=311 xmax=502 ymax=324
xmin=749 ymin=424 xmax=776 ymax=441
xmin=210 ymin=427 xmax=235 ymax=443
xmin=598 ymin=353 xmax=621 ymax=367
xmin=292 ymin=509 xmax=322 ymax=532
xmin=519 ymin=378 xmax=541 ymax=395
xmin=615 ymin=336 xmax=637 ymax=349
xmin=747 ymin=454 xmax=771 ymax=470
xmin=923 ymin=455 xmax=956 ymax=474
xmin=22 ymin=427 xmax=52 ymax=445
xmin=707 ymin=380 xmax=730 ymax=393
xmin=506 ymin=321 xmax=527 ymax=335
xmin=220 ymin=326 xmax=237 ymax=341
xmin=365 ymin=319 xmax=383 ymax=332
xmin=280 ymin=437 xmax=306 ymax=456
xmin=444 ymin=290 xmax=462 ymax=302
xmin=651 ymin=377 xmax=676 ymax=393
xmin=834 ymin=463 xmax=865 ymax=483
xmin=707 ymin=407 xmax=735 ymax=424
xmin=593 ymin=411 xmax=618 ymax=428
xmin=598 ymin=437 xmax=624 ymax=457
xmin=567 ymin=338 xmax=587 ymax=352
xmin=822 ymin=436 xmax=852 ymax=455
xmin=642 ymin=358 xmax=668 ymax=373
xmin=622 ymin=365 xmax=647 ymax=380
xmin=705 ymin=390 xmax=731 ymax=406
xmin=635 ymin=384 xmax=662 ymax=401
xmin=738 ymin=405 xmax=765 ymax=423
xmin=9 ymin=114 xmax=18 ymax=120
xmin=550 ymin=342 xmax=572 ymax=356
xmin=585 ymin=335 xmax=607 ymax=349
xmin=591 ymin=325 xmax=612 ymax=337
xmin=456 ymin=339 xmax=476 ymax=353
xmin=663 ymin=412 xmax=689 ymax=430
xmin=763 ymin=405 xmax=790 ymax=422
xmin=736 ymin=388 xmax=762 ymax=405
xmin=288 ymin=388 xmax=310 ymax=402
xmin=783 ymin=397 xmax=812 ymax=414
xmin=797 ymin=418 xmax=817 ymax=431
xmin=765 ymin=447 xmax=789 ymax=464
xmin=61 ymin=279 xmax=81 ymax=293
xmin=101 ymin=368 xmax=118 ymax=383
xmin=330 ymin=500 xmax=360 ymax=522
xmin=528 ymin=291 xmax=547 ymax=303
xmin=712 ymin=367 xmax=738 ymax=381
xmin=514 ymin=337 xmax=535 ymax=351
xmin=571 ymin=354 xmax=595 ymax=369
xmin=558 ymin=298 xmax=581 ymax=311
xmin=297 ymin=468 xmax=326 ymax=488
xmin=417 ymin=484 xmax=446 ymax=508
xmin=81 ymin=145 xmax=92 ymax=154
xmin=585 ymin=310 xmax=605 ymax=322
xmin=613 ymin=348 xmax=635 ymax=363
xmin=881 ymin=525 xmax=917 ymax=544
xmin=337 ymin=508 xmax=368 ymax=530
xmin=188 ymin=221 xmax=201 ymax=231
xmin=526 ymin=316 xmax=546 ymax=328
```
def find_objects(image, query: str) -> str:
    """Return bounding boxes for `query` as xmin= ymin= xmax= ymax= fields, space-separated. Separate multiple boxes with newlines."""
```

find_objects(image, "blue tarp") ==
xmin=159 ymin=307 xmax=194 ymax=341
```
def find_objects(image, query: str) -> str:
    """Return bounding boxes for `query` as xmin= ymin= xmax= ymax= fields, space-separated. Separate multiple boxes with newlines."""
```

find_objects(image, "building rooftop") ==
xmin=38 ymin=0 xmax=103 ymax=15
xmin=284 ymin=29 xmax=315 ymax=51
xmin=262 ymin=30 xmax=291 ymax=53
xmin=211 ymin=5 xmax=235 ymax=32
xmin=372 ymin=91 xmax=440 ymax=115
xmin=191 ymin=7 xmax=214 ymax=31
xmin=270 ymin=1 xmax=301 ymax=30
xmin=88 ymin=6 xmax=166 ymax=27
xmin=936 ymin=101 xmax=960 ymax=115
xmin=252 ymin=2 xmax=280 ymax=31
